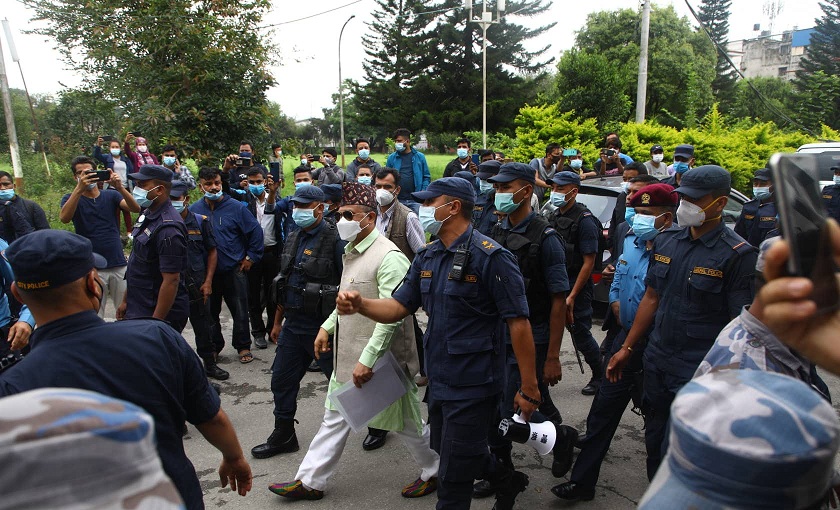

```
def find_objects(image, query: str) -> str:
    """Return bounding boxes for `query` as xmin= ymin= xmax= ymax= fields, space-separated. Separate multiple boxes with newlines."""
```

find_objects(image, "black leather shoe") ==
xmin=581 ymin=378 xmax=601 ymax=396
xmin=551 ymin=481 xmax=595 ymax=501
xmin=362 ymin=428 xmax=388 ymax=451
xmin=492 ymin=471 xmax=529 ymax=510
xmin=552 ymin=424 xmax=579 ymax=478
xmin=472 ymin=479 xmax=496 ymax=499
xmin=254 ymin=335 xmax=268 ymax=349
xmin=252 ymin=424 xmax=300 ymax=459
xmin=205 ymin=362 xmax=230 ymax=381
xmin=306 ymin=360 xmax=321 ymax=373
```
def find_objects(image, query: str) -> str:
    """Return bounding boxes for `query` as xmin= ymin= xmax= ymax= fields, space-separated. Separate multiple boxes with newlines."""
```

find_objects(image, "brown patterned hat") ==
xmin=341 ymin=182 xmax=377 ymax=208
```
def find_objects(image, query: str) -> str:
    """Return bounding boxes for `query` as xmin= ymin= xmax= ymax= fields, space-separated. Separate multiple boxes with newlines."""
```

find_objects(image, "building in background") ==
xmin=726 ymin=27 xmax=814 ymax=81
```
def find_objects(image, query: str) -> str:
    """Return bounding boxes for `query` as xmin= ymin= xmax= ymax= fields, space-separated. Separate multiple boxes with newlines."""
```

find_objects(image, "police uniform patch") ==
xmin=465 ymin=275 xmax=477 ymax=283
xmin=692 ymin=267 xmax=723 ymax=278
xmin=474 ymin=206 xmax=484 ymax=212
xmin=760 ymin=216 xmax=775 ymax=222
xmin=654 ymin=254 xmax=671 ymax=264
xmin=420 ymin=270 xmax=432 ymax=278
xmin=303 ymin=249 xmax=313 ymax=256
xmin=825 ymin=195 xmax=833 ymax=199
xmin=481 ymin=240 xmax=495 ymax=249
xmin=641 ymin=193 xmax=651 ymax=205
xmin=744 ymin=214 xmax=755 ymax=220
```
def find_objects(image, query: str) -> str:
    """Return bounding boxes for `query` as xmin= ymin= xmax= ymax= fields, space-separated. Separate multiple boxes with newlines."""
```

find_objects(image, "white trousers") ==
xmin=97 ymin=265 xmax=126 ymax=319
xmin=295 ymin=409 xmax=440 ymax=492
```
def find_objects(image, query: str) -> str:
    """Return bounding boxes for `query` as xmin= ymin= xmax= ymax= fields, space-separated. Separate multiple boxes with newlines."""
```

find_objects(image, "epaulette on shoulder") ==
xmin=724 ymin=231 xmax=757 ymax=254
xmin=475 ymin=237 xmax=501 ymax=253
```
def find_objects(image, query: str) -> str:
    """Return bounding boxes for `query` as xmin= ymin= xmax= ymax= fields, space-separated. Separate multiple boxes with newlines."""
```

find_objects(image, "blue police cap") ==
xmin=488 ymin=162 xmax=535 ymax=185
xmin=170 ymin=182 xmax=190 ymax=198
xmin=754 ymin=168 xmax=772 ymax=182
xmin=674 ymin=144 xmax=695 ymax=159
xmin=453 ymin=170 xmax=476 ymax=182
xmin=411 ymin=177 xmax=476 ymax=204
xmin=639 ymin=370 xmax=839 ymax=509
xmin=476 ymin=160 xmax=502 ymax=181
xmin=675 ymin=165 xmax=731 ymax=199
xmin=551 ymin=171 xmax=581 ymax=187
xmin=128 ymin=164 xmax=174 ymax=183
xmin=6 ymin=230 xmax=107 ymax=291
xmin=290 ymin=184 xmax=325 ymax=204
xmin=320 ymin=183 xmax=343 ymax=202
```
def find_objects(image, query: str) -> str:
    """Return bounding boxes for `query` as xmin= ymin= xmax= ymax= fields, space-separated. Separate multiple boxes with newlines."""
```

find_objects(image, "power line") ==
xmin=683 ymin=0 xmax=817 ymax=137
xmin=258 ymin=0 xmax=362 ymax=29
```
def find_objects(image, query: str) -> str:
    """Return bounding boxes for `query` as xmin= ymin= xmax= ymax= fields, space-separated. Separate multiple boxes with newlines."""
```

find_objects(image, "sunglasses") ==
xmin=340 ymin=210 xmax=369 ymax=221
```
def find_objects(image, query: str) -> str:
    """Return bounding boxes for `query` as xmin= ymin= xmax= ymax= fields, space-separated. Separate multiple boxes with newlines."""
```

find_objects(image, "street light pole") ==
xmin=338 ymin=15 xmax=355 ymax=168
xmin=635 ymin=0 xmax=651 ymax=123
xmin=467 ymin=0 xmax=504 ymax=149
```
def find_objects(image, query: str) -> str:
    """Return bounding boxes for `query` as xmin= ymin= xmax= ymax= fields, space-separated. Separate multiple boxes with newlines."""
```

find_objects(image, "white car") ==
xmin=796 ymin=142 xmax=840 ymax=188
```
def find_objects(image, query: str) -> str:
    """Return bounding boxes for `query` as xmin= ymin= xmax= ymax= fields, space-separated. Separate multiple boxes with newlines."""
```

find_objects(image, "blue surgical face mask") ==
xmin=0 ymin=189 xmax=15 ymax=201
xmin=204 ymin=189 xmax=224 ymax=201
xmin=835 ymin=176 xmax=840 ymax=186
xmin=479 ymin=179 xmax=494 ymax=195
xmin=172 ymin=200 xmax=185 ymax=213
xmin=494 ymin=186 xmax=527 ymax=214
xmin=457 ymin=148 xmax=469 ymax=159
xmin=249 ymin=184 xmax=265 ymax=196
xmin=624 ymin=206 xmax=636 ymax=224
xmin=358 ymin=149 xmax=370 ymax=160
xmin=163 ymin=156 xmax=177 ymax=167
xmin=357 ymin=176 xmax=372 ymax=186
xmin=300 ymin=158 xmax=308 ymax=166
xmin=110 ymin=148 xmax=121 ymax=157
xmin=292 ymin=206 xmax=319 ymax=228
xmin=550 ymin=191 xmax=568 ymax=208
xmin=621 ymin=181 xmax=630 ymax=193
xmin=418 ymin=202 xmax=452 ymax=235
xmin=753 ymin=186 xmax=771 ymax=200
xmin=569 ymin=159 xmax=583 ymax=170
xmin=394 ymin=142 xmax=405 ymax=153
xmin=673 ymin=161 xmax=690 ymax=174
xmin=632 ymin=213 xmax=666 ymax=241
xmin=295 ymin=181 xmax=311 ymax=190
xmin=132 ymin=185 xmax=160 ymax=208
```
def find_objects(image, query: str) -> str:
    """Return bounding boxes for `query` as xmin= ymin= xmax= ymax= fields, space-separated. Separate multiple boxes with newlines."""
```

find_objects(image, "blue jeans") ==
xmin=271 ymin=327 xmax=333 ymax=420
xmin=210 ymin=269 xmax=251 ymax=353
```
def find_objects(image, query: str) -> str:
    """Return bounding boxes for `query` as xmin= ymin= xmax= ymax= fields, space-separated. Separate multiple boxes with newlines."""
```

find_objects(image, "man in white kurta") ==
xmin=268 ymin=182 xmax=439 ymax=501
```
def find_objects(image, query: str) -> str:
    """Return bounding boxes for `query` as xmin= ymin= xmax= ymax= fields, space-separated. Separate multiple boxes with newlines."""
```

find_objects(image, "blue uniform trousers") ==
xmin=210 ymin=269 xmax=251 ymax=353
xmin=641 ymin=357 xmax=686 ymax=480
xmin=188 ymin=292 xmax=216 ymax=360
xmin=568 ymin=282 xmax=602 ymax=370
xmin=428 ymin=395 xmax=508 ymax=510
xmin=271 ymin=327 xmax=333 ymax=420
xmin=571 ymin=329 xmax=644 ymax=489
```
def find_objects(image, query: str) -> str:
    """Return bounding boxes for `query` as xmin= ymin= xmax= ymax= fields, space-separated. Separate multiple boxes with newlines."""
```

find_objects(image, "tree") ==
xmin=697 ymin=0 xmax=737 ymax=108
xmin=794 ymin=0 xmax=840 ymax=130
xmin=729 ymin=77 xmax=796 ymax=126
xmin=554 ymin=49 xmax=631 ymax=127
xmin=562 ymin=6 xmax=716 ymax=127
xmin=21 ymin=0 xmax=277 ymax=160
xmin=41 ymin=88 xmax=124 ymax=162
xmin=352 ymin=0 xmax=433 ymax=134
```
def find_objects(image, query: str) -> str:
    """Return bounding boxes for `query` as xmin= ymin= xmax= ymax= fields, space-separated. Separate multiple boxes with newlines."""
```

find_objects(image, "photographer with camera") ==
xmin=311 ymin=148 xmax=346 ymax=185
xmin=222 ymin=140 xmax=269 ymax=196
xmin=59 ymin=156 xmax=141 ymax=318
xmin=593 ymin=134 xmax=633 ymax=177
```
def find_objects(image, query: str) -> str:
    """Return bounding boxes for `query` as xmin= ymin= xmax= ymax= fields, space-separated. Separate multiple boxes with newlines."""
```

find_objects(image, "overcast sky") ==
xmin=1 ymin=0 xmax=824 ymax=121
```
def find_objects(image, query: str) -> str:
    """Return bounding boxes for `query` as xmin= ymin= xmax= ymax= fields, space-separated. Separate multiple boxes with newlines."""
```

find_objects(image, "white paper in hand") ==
xmin=328 ymin=351 xmax=410 ymax=432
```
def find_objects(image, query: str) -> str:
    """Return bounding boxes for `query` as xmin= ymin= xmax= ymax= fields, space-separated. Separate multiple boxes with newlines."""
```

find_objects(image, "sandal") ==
xmin=239 ymin=351 xmax=254 ymax=364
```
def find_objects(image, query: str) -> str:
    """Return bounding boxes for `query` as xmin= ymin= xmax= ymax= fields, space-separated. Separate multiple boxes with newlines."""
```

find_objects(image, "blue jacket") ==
xmin=189 ymin=195 xmax=263 ymax=272
xmin=386 ymin=148 xmax=431 ymax=193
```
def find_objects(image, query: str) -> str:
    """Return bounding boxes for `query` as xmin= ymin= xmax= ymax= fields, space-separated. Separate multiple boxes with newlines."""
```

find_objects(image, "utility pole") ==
xmin=635 ymin=0 xmax=651 ymax=123
xmin=0 ymin=31 xmax=23 ymax=191
xmin=3 ymin=19 xmax=50 ymax=177
xmin=338 ymin=15 xmax=355 ymax=168
xmin=466 ymin=0 xmax=505 ymax=149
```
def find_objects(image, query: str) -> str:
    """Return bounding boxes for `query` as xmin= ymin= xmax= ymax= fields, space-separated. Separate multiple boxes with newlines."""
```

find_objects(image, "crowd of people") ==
xmin=0 ymin=127 xmax=838 ymax=510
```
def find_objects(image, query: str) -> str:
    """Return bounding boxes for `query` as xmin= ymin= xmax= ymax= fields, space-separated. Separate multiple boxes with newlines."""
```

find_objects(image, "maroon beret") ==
xmin=341 ymin=182 xmax=377 ymax=209
xmin=630 ymin=183 xmax=678 ymax=207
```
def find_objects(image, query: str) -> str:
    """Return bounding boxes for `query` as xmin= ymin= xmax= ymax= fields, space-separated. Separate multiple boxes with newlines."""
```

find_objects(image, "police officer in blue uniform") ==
xmin=607 ymin=165 xmax=757 ymax=480
xmin=546 ymin=171 xmax=603 ymax=395
xmin=822 ymin=166 xmax=840 ymax=223
xmin=734 ymin=168 xmax=777 ymax=247
xmin=474 ymin=160 xmax=501 ymax=235
xmin=117 ymin=164 xmax=189 ymax=332
xmin=251 ymin=185 xmax=345 ymax=460
xmin=320 ymin=183 xmax=343 ymax=225
xmin=335 ymin=177 xmax=540 ymax=510
xmin=169 ymin=182 xmax=229 ymax=381
xmin=553 ymin=183 xmax=678 ymax=502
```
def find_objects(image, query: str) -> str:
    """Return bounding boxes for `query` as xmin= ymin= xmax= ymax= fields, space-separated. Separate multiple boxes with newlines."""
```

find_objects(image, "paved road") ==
xmin=170 ymin=305 xmax=840 ymax=509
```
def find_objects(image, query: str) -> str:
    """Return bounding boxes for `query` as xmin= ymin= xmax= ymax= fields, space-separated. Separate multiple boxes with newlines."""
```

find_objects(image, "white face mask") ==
xmin=375 ymin=188 xmax=395 ymax=206
xmin=337 ymin=216 xmax=365 ymax=242
xmin=652 ymin=154 xmax=664 ymax=163
xmin=677 ymin=198 xmax=720 ymax=228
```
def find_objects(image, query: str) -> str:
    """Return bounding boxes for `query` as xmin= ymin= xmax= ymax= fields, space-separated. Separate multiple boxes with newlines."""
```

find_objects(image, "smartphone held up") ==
xmin=769 ymin=153 xmax=839 ymax=314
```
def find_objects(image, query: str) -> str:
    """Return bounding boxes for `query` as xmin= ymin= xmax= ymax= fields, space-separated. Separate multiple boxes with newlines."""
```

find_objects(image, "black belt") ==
xmin=264 ymin=245 xmax=278 ymax=252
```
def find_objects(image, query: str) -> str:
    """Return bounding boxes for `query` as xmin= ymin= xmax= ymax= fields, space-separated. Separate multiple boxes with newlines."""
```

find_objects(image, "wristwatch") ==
xmin=245 ymin=256 xmax=252 ymax=262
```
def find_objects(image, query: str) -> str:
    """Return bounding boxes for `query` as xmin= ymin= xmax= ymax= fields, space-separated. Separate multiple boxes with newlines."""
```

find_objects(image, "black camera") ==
xmin=603 ymin=148 xmax=617 ymax=158
xmin=0 ymin=352 xmax=24 ymax=374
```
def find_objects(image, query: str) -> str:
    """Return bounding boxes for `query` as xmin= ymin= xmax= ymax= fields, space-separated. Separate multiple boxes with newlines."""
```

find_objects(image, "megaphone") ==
xmin=498 ymin=414 xmax=579 ymax=477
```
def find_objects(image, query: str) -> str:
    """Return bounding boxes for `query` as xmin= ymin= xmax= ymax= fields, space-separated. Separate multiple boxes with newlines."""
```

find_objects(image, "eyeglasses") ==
xmin=340 ymin=210 xmax=367 ymax=221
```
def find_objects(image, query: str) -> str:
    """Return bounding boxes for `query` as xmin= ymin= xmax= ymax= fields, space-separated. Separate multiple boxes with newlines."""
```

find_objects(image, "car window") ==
xmin=723 ymin=194 xmax=743 ymax=226
xmin=575 ymin=194 xmax=615 ymax=225
xmin=797 ymin=149 xmax=840 ymax=182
